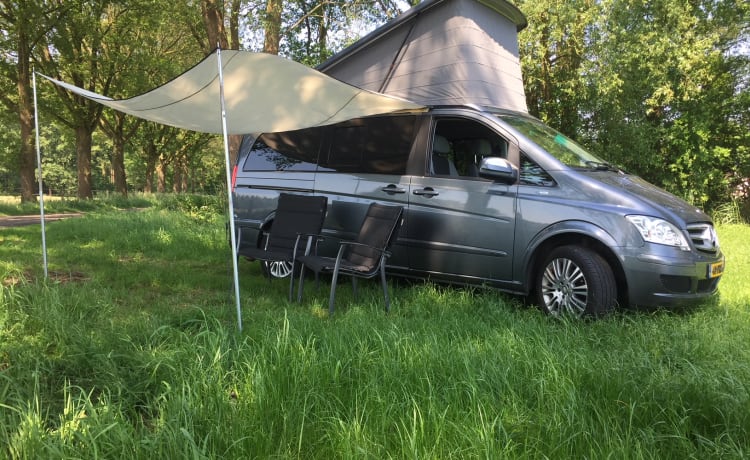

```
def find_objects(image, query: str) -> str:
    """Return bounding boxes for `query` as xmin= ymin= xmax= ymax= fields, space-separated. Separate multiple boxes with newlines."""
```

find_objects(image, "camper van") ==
xmin=230 ymin=0 xmax=724 ymax=316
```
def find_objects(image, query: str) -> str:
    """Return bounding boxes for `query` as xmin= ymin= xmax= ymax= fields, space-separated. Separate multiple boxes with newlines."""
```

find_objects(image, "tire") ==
xmin=263 ymin=259 xmax=294 ymax=279
xmin=258 ymin=227 xmax=293 ymax=279
xmin=535 ymin=245 xmax=617 ymax=317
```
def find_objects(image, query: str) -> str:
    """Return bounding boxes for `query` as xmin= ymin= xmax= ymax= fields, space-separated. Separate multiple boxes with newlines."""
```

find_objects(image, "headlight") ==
xmin=626 ymin=215 xmax=690 ymax=251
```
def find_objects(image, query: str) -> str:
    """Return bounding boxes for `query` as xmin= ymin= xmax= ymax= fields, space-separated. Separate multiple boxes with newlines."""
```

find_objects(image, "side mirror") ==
xmin=478 ymin=157 xmax=518 ymax=184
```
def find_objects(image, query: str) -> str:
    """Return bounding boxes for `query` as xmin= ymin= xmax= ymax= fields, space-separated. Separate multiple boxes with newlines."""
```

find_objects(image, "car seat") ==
xmin=466 ymin=138 xmax=492 ymax=176
xmin=432 ymin=135 xmax=458 ymax=176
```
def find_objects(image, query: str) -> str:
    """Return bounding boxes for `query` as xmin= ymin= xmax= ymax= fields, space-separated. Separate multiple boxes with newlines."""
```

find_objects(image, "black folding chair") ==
xmin=296 ymin=203 xmax=404 ymax=314
xmin=237 ymin=193 xmax=327 ymax=301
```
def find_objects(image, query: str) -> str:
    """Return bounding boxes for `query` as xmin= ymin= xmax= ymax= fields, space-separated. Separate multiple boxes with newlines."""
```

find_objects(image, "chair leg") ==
xmin=288 ymin=261 xmax=296 ymax=302
xmin=297 ymin=264 xmax=306 ymax=302
xmin=328 ymin=245 xmax=348 ymax=314
xmin=379 ymin=259 xmax=390 ymax=313
xmin=352 ymin=277 xmax=358 ymax=300
xmin=329 ymin=266 xmax=341 ymax=314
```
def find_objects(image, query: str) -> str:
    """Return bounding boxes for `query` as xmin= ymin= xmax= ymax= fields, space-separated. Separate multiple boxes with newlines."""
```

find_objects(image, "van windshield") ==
xmin=494 ymin=113 xmax=616 ymax=170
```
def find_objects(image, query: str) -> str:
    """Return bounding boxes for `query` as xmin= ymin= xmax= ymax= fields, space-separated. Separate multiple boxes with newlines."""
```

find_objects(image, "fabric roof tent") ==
xmin=318 ymin=0 xmax=528 ymax=112
xmin=41 ymin=50 xmax=424 ymax=135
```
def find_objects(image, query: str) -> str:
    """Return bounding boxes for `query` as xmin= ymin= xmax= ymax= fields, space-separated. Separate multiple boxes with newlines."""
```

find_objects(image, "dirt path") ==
xmin=0 ymin=213 xmax=83 ymax=228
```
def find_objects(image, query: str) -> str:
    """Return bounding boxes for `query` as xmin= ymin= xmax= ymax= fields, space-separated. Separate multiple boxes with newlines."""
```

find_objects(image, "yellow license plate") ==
xmin=708 ymin=260 xmax=725 ymax=279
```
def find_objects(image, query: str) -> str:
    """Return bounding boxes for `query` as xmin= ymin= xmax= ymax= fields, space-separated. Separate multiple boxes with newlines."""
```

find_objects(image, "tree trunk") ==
xmin=156 ymin=158 xmax=166 ymax=193
xmin=75 ymin=125 xmax=93 ymax=199
xmin=228 ymin=0 xmax=241 ymax=50
xmin=16 ymin=27 xmax=36 ymax=203
xmin=201 ymin=0 xmax=228 ymax=51
xmin=174 ymin=156 xmax=189 ymax=193
xmin=172 ymin=156 xmax=183 ymax=193
xmin=112 ymin=138 xmax=127 ymax=196
xmin=144 ymin=141 xmax=157 ymax=193
xmin=263 ymin=0 xmax=283 ymax=54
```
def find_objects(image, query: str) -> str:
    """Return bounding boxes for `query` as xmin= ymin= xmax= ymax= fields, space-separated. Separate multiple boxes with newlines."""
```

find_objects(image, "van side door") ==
xmin=407 ymin=114 xmax=518 ymax=284
xmin=313 ymin=115 xmax=418 ymax=272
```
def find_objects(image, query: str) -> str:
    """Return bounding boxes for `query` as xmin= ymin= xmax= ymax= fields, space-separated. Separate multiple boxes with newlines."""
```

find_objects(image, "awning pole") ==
xmin=32 ymin=70 xmax=49 ymax=279
xmin=217 ymin=47 xmax=243 ymax=332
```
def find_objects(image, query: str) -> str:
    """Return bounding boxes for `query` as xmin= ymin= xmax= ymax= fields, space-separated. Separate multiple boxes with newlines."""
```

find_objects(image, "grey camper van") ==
xmin=231 ymin=106 xmax=724 ymax=316
xmin=230 ymin=0 xmax=723 ymax=315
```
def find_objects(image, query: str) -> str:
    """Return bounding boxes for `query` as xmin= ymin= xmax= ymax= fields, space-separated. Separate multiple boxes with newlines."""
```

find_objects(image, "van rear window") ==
xmin=243 ymin=129 xmax=321 ymax=172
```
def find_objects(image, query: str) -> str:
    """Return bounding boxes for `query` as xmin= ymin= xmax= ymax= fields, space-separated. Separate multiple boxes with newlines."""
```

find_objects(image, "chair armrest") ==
xmin=293 ymin=233 xmax=322 ymax=258
xmin=336 ymin=241 xmax=392 ymax=258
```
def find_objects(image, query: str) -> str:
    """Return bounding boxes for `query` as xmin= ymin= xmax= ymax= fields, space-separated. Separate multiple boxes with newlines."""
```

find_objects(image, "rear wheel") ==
xmin=535 ymin=245 xmax=617 ymax=317
xmin=263 ymin=259 xmax=293 ymax=279
xmin=258 ymin=227 xmax=293 ymax=279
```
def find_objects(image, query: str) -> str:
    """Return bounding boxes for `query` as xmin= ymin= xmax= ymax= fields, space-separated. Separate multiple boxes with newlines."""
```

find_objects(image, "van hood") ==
xmin=589 ymin=172 xmax=711 ymax=225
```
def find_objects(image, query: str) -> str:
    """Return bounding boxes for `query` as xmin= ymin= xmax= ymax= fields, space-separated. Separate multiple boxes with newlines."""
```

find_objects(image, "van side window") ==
xmin=243 ymin=128 xmax=321 ymax=172
xmin=321 ymin=116 xmax=416 ymax=174
xmin=520 ymin=153 xmax=556 ymax=187
xmin=432 ymin=118 xmax=509 ymax=178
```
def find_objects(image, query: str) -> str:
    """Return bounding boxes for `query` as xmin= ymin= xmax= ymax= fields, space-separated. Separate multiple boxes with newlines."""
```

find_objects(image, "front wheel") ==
xmin=535 ymin=245 xmax=617 ymax=317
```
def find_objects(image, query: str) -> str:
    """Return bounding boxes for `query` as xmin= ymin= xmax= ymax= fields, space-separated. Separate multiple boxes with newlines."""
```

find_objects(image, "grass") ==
xmin=1 ymin=195 xmax=749 ymax=459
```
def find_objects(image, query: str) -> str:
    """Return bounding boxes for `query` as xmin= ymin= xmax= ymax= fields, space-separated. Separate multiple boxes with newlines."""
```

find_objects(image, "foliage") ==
xmin=0 ymin=192 xmax=158 ymax=216
xmin=276 ymin=0 xmax=408 ymax=65
xmin=0 ymin=0 xmax=748 ymax=212
xmin=712 ymin=199 xmax=748 ymax=226
xmin=155 ymin=192 xmax=227 ymax=220
xmin=517 ymin=0 xmax=750 ymax=212
xmin=0 ymin=206 xmax=748 ymax=458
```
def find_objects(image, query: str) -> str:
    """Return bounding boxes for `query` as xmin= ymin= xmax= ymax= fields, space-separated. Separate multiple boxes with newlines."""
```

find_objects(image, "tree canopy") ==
xmin=0 ymin=0 xmax=747 ymax=215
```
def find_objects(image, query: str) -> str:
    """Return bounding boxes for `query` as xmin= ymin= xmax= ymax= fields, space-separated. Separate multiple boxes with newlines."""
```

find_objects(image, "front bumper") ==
xmin=621 ymin=246 xmax=724 ymax=307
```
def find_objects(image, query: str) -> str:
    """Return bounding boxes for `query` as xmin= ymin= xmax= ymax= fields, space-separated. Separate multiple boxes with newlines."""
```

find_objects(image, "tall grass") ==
xmin=1 ymin=200 xmax=748 ymax=458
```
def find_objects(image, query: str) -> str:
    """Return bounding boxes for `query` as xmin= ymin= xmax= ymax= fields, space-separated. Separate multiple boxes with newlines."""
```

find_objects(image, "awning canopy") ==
xmin=42 ymin=50 xmax=424 ymax=135
xmin=37 ymin=49 xmax=424 ymax=331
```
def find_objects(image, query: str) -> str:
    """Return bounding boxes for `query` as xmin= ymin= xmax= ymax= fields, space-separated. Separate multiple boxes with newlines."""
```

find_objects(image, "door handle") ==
xmin=381 ymin=184 xmax=406 ymax=194
xmin=413 ymin=187 xmax=439 ymax=197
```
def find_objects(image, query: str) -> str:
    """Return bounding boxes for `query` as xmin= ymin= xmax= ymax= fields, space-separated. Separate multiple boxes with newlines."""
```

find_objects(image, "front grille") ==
xmin=686 ymin=223 xmax=720 ymax=254
xmin=660 ymin=276 xmax=719 ymax=294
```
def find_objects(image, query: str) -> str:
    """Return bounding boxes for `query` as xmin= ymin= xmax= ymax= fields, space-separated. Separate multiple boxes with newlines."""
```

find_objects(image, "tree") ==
xmin=517 ymin=0 xmax=597 ymax=136
xmin=97 ymin=0 xmax=206 ymax=196
xmin=99 ymin=111 xmax=139 ymax=196
xmin=195 ymin=0 xmax=244 ymax=165
xmin=265 ymin=0 xmax=410 ymax=65
xmin=36 ymin=1 xmax=136 ymax=199
xmin=263 ymin=0 xmax=283 ymax=54
xmin=200 ymin=0 xmax=242 ymax=52
xmin=0 ymin=1 xmax=59 ymax=202
xmin=584 ymin=0 xmax=749 ymax=208
xmin=516 ymin=0 xmax=750 ymax=211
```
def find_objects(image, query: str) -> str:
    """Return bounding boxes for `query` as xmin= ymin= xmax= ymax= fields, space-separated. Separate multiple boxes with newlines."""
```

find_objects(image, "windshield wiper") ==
xmin=584 ymin=161 xmax=620 ymax=172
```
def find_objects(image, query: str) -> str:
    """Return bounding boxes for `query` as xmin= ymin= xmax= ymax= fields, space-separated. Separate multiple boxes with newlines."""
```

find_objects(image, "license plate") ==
xmin=708 ymin=260 xmax=725 ymax=279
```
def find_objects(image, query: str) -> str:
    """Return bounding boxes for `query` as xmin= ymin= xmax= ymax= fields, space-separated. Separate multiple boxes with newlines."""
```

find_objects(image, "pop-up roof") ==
xmin=318 ymin=0 xmax=528 ymax=112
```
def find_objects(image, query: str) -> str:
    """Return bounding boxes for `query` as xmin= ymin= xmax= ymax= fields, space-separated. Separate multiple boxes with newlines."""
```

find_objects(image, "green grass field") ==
xmin=1 ymin=195 xmax=748 ymax=459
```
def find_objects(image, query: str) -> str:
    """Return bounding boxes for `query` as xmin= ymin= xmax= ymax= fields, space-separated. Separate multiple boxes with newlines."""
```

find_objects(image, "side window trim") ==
xmin=519 ymin=152 xmax=557 ymax=187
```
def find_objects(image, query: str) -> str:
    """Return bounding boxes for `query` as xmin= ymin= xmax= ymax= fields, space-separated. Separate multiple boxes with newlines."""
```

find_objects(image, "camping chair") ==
xmin=237 ymin=193 xmax=328 ymax=301
xmin=296 ymin=202 xmax=404 ymax=314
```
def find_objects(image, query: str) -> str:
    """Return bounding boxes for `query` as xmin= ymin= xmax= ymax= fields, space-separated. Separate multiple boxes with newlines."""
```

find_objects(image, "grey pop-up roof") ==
xmin=318 ymin=0 xmax=528 ymax=112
